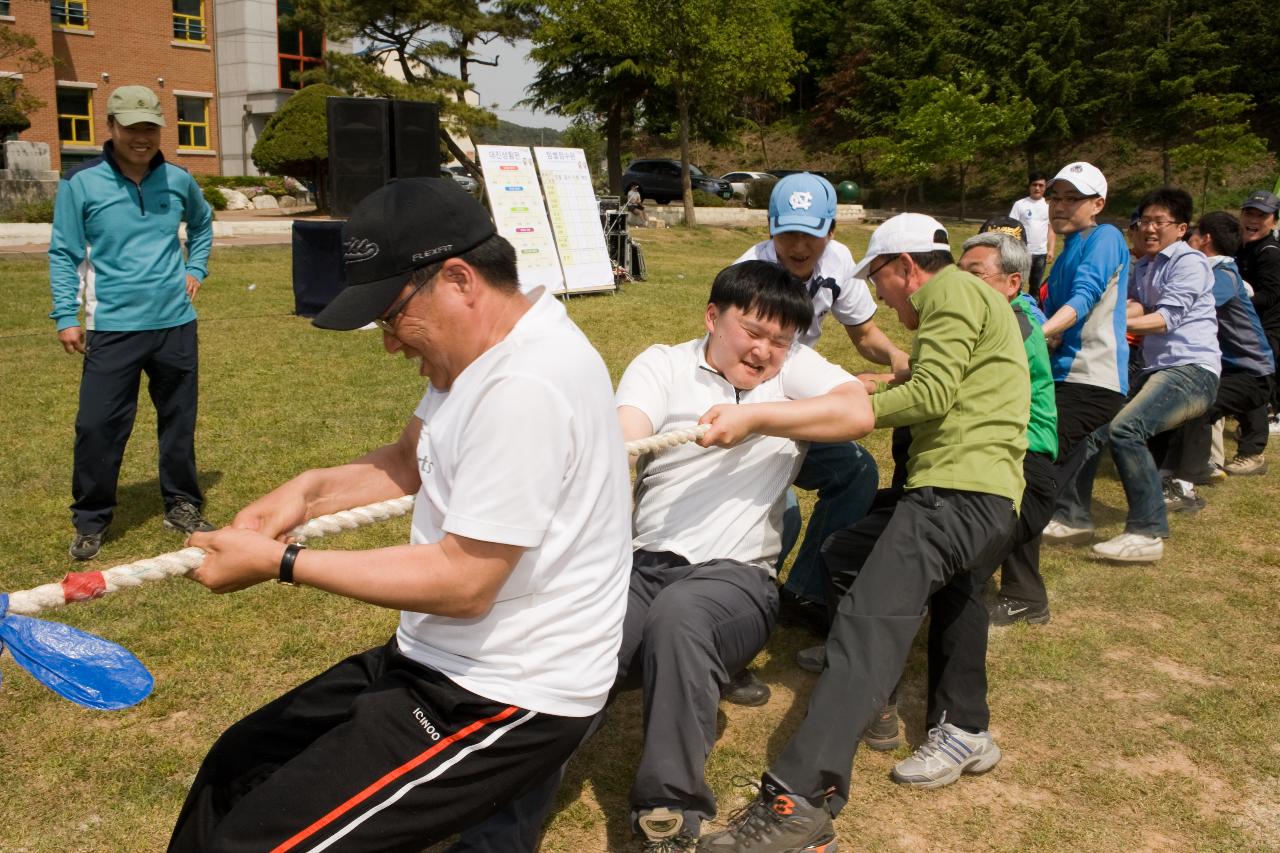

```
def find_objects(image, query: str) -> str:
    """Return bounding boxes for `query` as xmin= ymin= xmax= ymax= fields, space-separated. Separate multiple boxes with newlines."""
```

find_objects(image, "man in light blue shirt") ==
xmin=1089 ymin=187 xmax=1219 ymax=563
xmin=48 ymin=85 xmax=214 ymax=560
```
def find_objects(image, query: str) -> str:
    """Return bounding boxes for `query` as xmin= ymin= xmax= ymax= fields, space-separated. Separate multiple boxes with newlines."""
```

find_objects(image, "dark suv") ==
xmin=622 ymin=159 xmax=733 ymax=203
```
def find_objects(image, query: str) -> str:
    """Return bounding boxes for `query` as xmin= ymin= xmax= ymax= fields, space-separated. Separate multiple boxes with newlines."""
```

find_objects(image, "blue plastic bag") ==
xmin=0 ymin=593 xmax=153 ymax=710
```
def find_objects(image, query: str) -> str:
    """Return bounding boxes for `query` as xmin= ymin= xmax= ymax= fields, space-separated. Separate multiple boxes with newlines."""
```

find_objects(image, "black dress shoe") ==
xmin=721 ymin=669 xmax=771 ymax=706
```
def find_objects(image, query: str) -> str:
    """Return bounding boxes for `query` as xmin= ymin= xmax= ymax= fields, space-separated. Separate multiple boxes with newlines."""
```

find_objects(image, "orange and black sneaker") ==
xmin=696 ymin=779 xmax=837 ymax=852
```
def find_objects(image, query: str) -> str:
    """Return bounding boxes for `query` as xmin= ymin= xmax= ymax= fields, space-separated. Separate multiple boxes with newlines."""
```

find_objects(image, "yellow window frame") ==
xmin=172 ymin=1 xmax=206 ymax=43
xmin=52 ymin=0 xmax=89 ymax=29
xmin=57 ymin=89 xmax=94 ymax=144
xmin=176 ymin=97 xmax=210 ymax=150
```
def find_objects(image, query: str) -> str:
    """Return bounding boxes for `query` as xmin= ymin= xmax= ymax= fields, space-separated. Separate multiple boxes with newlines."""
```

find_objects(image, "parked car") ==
xmin=621 ymin=159 xmax=733 ymax=203
xmin=720 ymin=170 xmax=772 ymax=199
xmin=443 ymin=165 xmax=479 ymax=194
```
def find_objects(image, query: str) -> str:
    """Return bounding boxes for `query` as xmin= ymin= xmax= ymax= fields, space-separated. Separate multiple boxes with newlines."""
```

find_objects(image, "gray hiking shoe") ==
xmin=69 ymin=530 xmax=104 ymax=561
xmin=891 ymin=715 xmax=1001 ymax=789
xmin=163 ymin=500 xmax=216 ymax=534
xmin=862 ymin=704 xmax=901 ymax=751
xmin=697 ymin=783 xmax=836 ymax=852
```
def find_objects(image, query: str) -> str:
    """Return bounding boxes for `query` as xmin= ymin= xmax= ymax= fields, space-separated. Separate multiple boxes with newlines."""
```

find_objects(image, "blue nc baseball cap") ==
xmin=769 ymin=173 xmax=837 ymax=238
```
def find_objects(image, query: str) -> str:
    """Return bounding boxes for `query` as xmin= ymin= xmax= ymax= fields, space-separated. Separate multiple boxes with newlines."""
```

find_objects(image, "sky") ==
xmin=465 ymin=39 xmax=572 ymax=131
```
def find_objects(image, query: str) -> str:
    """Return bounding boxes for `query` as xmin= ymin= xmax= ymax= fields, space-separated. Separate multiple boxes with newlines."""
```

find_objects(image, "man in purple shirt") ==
xmin=1089 ymin=187 xmax=1220 ymax=563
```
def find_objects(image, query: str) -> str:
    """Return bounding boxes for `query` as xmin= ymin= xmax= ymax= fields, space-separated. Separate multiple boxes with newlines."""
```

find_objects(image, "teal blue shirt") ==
xmin=49 ymin=141 xmax=213 ymax=332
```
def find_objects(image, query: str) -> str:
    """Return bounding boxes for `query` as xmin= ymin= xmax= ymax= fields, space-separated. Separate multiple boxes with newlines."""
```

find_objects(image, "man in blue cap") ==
xmin=732 ymin=174 xmax=906 ymax=663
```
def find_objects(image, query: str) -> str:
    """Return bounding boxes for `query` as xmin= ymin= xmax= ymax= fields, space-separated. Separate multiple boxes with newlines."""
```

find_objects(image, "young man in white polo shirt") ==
xmin=733 ymin=173 xmax=904 ymax=638
xmin=451 ymin=260 xmax=875 ymax=852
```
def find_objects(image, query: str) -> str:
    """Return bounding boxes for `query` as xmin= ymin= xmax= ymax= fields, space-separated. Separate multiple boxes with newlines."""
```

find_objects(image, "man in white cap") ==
xmin=732 ymin=173 xmax=905 ymax=647
xmin=49 ymin=84 xmax=215 ymax=561
xmin=1037 ymin=162 xmax=1133 ymax=548
xmin=698 ymin=213 xmax=1030 ymax=853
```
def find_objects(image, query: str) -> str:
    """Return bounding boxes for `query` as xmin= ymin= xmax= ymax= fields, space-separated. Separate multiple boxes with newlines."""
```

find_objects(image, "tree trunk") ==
xmin=958 ymin=165 xmax=968 ymax=222
xmin=678 ymin=88 xmax=695 ymax=226
xmin=1161 ymin=144 xmax=1172 ymax=186
xmin=606 ymin=98 xmax=623 ymax=194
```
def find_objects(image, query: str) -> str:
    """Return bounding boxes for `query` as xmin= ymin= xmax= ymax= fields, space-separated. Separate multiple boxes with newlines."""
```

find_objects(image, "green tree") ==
xmin=252 ymin=84 xmax=343 ymax=211
xmin=633 ymin=0 xmax=801 ymax=223
xmin=524 ymin=0 xmax=650 ymax=193
xmin=1090 ymin=2 xmax=1233 ymax=184
xmin=1172 ymin=93 xmax=1268 ymax=213
xmin=0 ymin=28 xmax=54 ymax=141
xmin=286 ymin=0 xmax=532 ymax=173
xmin=848 ymin=77 xmax=1032 ymax=219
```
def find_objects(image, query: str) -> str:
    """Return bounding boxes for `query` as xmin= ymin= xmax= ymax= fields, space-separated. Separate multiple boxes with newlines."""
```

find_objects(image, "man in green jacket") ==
xmin=698 ymin=214 xmax=1030 ymax=853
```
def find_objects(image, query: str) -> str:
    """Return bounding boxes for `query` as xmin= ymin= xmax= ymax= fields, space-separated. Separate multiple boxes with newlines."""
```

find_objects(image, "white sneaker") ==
xmin=1091 ymin=532 xmax=1164 ymax=562
xmin=1042 ymin=519 xmax=1094 ymax=545
xmin=1269 ymin=417 xmax=1280 ymax=435
xmin=891 ymin=715 xmax=1001 ymax=789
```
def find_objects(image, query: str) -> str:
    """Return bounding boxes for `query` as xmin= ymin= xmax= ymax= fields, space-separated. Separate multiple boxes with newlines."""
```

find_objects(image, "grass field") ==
xmin=1 ymin=224 xmax=1278 ymax=852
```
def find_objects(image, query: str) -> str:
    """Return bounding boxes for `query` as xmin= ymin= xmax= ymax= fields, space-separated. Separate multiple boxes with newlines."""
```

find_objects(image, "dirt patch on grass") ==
xmin=1102 ymin=649 xmax=1225 ymax=687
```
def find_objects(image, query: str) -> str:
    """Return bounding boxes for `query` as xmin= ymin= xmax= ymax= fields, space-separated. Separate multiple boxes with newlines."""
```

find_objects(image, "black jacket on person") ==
xmin=1238 ymin=232 xmax=1280 ymax=336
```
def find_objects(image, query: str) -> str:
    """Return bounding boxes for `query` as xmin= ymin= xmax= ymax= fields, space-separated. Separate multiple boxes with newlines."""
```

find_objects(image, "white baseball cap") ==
xmin=1047 ymin=161 xmax=1108 ymax=199
xmin=850 ymin=213 xmax=951 ymax=279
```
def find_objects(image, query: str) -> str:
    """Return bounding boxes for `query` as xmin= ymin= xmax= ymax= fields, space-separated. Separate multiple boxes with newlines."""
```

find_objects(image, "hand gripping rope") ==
xmin=0 ymin=426 xmax=710 ymax=709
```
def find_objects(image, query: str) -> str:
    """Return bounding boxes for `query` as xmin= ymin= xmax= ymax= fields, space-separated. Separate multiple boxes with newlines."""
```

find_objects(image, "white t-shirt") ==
xmin=618 ymin=337 xmax=856 ymax=569
xmin=397 ymin=288 xmax=633 ymax=718
xmin=1010 ymin=196 xmax=1051 ymax=254
xmin=734 ymin=239 xmax=877 ymax=348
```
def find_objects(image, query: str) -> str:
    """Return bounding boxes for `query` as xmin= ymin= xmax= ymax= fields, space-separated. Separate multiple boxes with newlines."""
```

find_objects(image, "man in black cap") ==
xmin=168 ymin=178 xmax=633 ymax=852
xmin=1235 ymin=189 xmax=1280 ymax=440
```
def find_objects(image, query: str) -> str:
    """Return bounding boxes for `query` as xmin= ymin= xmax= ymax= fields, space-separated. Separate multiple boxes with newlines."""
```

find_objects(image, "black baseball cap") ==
xmin=313 ymin=177 xmax=497 ymax=331
xmin=1241 ymin=190 xmax=1280 ymax=215
xmin=978 ymin=216 xmax=1027 ymax=244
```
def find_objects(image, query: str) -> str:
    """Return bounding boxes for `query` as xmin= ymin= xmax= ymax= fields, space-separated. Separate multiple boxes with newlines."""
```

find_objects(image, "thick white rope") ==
xmin=6 ymin=496 xmax=416 ymax=617
xmin=6 ymin=427 xmax=709 ymax=617
xmin=624 ymin=424 xmax=709 ymax=455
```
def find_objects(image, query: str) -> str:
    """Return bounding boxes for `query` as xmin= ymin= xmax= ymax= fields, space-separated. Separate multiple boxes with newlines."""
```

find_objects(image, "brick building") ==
xmin=0 ymin=0 xmax=346 ymax=175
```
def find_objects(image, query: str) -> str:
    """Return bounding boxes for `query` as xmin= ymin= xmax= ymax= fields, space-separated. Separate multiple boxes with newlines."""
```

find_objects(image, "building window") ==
xmin=52 ymin=0 xmax=89 ymax=28
xmin=277 ymin=1 xmax=324 ymax=89
xmin=172 ymin=0 xmax=206 ymax=42
xmin=57 ymin=88 xmax=93 ymax=144
xmin=176 ymin=96 xmax=209 ymax=149
xmin=0 ymin=1 xmax=12 ymax=16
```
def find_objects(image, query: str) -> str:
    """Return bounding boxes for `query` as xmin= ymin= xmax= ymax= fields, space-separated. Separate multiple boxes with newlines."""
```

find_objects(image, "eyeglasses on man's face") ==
xmin=374 ymin=272 xmax=435 ymax=335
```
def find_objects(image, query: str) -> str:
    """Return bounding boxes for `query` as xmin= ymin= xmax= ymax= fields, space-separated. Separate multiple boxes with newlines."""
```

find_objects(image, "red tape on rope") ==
xmin=61 ymin=571 xmax=107 ymax=603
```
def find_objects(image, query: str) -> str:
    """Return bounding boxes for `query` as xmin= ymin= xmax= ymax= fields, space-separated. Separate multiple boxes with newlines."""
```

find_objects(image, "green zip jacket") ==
xmin=871 ymin=265 xmax=1030 ymax=508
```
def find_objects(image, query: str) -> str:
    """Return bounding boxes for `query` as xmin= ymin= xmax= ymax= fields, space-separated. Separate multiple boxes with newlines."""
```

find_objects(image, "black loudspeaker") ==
xmin=391 ymin=100 xmax=440 ymax=179
xmin=327 ymin=97 xmax=391 ymax=218
xmin=292 ymin=220 xmax=347 ymax=316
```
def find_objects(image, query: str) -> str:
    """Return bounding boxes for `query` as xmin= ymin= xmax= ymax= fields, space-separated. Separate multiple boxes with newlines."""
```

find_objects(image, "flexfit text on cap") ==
xmin=312 ymin=178 xmax=498 ymax=331
xmin=107 ymin=86 xmax=165 ymax=127
xmin=769 ymin=173 xmax=837 ymax=238
xmin=1047 ymin=161 xmax=1107 ymax=199
xmin=850 ymin=213 xmax=952 ymax=279
xmin=1241 ymin=190 xmax=1280 ymax=214
xmin=979 ymin=216 xmax=1026 ymax=244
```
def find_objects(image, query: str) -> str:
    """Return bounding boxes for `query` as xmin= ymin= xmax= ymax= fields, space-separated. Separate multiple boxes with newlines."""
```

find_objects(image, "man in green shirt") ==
xmin=698 ymin=214 xmax=1030 ymax=853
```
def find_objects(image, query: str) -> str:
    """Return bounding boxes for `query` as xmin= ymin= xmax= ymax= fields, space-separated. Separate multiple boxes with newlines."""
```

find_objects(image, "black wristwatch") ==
xmin=278 ymin=543 xmax=305 ymax=586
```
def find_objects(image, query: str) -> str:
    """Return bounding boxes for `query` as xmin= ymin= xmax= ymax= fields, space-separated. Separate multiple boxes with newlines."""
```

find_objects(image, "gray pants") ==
xmin=448 ymin=550 xmax=778 ymax=850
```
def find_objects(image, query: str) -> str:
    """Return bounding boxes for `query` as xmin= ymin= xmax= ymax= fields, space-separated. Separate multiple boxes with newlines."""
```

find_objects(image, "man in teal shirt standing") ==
xmin=699 ymin=214 xmax=1029 ymax=852
xmin=49 ymin=85 xmax=215 ymax=560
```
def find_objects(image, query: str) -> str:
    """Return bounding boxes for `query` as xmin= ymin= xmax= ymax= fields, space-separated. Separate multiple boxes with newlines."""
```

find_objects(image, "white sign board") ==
xmin=534 ymin=147 xmax=615 ymax=294
xmin=476 ymin=145 xmax=565 ymax=295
